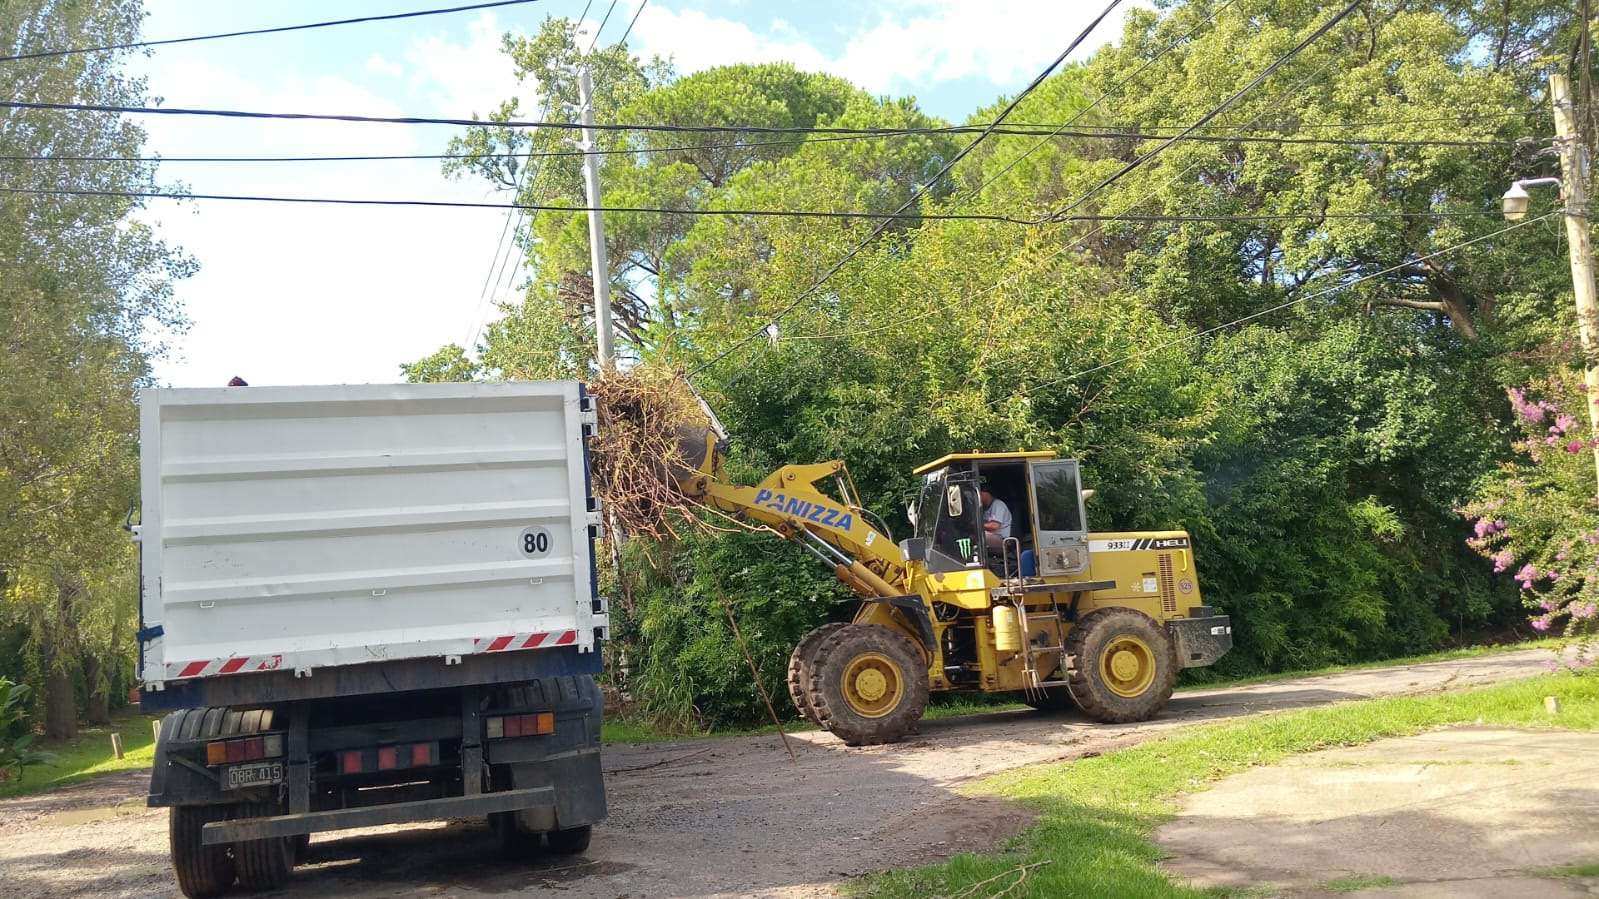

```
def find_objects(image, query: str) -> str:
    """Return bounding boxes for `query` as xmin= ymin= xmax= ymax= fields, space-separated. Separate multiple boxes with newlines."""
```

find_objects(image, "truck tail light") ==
xmin=485 ymin=712 xmax=554 ymax=739
xmin=204 ymin=733 xmax=285 ymax=766
xmin=337 ymin=742 xmax=438 ymax=775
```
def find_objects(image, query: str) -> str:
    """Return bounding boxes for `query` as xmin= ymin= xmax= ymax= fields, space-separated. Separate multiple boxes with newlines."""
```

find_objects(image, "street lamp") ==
xmin=1501 ymin=176 xmax=1560 ymax=221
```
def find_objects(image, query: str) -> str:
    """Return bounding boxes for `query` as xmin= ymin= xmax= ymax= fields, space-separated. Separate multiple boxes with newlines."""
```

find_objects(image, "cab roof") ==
xmin=913 ymin=450 xmax=1057 ymax=476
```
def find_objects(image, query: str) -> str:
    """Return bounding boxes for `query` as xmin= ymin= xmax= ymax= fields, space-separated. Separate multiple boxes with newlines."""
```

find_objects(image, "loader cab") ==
xmin=909 ymin=451 xmax=1091 ymax=577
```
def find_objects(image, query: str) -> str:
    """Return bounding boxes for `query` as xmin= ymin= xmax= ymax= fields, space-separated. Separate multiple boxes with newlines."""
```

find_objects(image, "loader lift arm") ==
xmin=678 ymin=461 xmax=909 ymax=599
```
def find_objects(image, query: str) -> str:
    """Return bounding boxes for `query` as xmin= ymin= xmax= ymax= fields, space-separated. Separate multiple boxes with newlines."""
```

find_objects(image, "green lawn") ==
xmin=850 ymin=671 xmax=1599 ymax=898
xmin=0 ymin=710 xmax=161 ymax=799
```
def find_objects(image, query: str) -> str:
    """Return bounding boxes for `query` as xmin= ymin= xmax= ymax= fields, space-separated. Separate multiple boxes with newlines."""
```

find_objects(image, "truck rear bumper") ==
xmin=1168 ymin=614 xmax=1233 ymax=668
xmin=200 ymin=785 xmax=554 ymax=845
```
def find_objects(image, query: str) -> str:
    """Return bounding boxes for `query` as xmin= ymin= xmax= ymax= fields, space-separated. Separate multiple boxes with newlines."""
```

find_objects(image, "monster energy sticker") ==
xmin=956 ymin=537 xmax=973 ymax=558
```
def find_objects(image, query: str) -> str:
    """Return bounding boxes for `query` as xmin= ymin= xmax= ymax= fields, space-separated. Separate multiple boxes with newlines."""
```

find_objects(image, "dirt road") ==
xmin=0 ymin=648 xmax=1561 ymax=899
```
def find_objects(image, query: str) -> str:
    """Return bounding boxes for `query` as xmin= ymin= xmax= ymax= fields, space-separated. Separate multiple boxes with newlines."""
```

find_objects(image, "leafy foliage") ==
xmin=412 ymin=0 xmax=1596 ymax=726
xmin=0 ymin=678 xmax=45 ymax=781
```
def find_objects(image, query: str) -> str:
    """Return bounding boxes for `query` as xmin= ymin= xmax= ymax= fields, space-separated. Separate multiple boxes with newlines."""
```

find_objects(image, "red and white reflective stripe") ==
xmin=167 ymin=654 xmax=284 ymax=679
xmin=472 ymin=630 xmax=578 ymax=653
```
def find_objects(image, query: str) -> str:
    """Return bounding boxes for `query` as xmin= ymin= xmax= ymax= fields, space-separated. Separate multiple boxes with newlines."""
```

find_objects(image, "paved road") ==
xmin=0 ymin=648 xmax=1562 ymax=899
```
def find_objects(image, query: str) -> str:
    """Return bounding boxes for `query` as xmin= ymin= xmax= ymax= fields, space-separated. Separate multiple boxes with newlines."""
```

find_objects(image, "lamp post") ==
xmin=1504 ymin=75 xmax=1599 ymax=496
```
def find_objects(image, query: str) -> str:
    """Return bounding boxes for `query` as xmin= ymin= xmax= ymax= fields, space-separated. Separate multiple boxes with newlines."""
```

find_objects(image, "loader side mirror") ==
xmin=1081 ymin=488 xmax=1095 ymax=501
xmin=946 ymin=485 xmax=963 ymax=518
xmin=906 ymin=502 xmax=918 ymax=527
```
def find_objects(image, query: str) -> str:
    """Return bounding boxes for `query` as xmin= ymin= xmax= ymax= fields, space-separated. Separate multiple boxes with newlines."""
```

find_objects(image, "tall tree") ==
xmin=0 ymin=0 xmax=192 ymax=737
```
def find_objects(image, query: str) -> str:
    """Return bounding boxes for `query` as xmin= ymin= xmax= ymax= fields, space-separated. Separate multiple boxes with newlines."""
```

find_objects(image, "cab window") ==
xmin=1032 ymin=460 xmax=1085 ymax=533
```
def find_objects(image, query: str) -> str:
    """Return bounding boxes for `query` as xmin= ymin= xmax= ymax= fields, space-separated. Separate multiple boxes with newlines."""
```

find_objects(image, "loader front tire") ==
xmin=787 ymin=622 xmax=848 ymax=724
xmin=1064 ymin=608 xmax=1177 ymax=723
xmin=807 ymin=624 xmax=928 ymax=746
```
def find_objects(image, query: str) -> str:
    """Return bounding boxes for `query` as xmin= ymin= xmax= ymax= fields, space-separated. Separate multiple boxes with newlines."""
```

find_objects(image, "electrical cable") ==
xmin=1025 ymin=210 xmax=1561 ymax=391
xmin=0 ymin=186 xmax=1516 ymax=224
xmin=1042 ymin=0 xmax=1364 ymax=224
xmin=616 ymin=0 xmax=648 ymax=46
xmin=586 ymin=0 xmax=620 ymax=52
xmin=784 ymin=15 xmax=1368 ymax=342
xmin=0 ymin=0 xmax=544 ymax=63
xmin=0 ymin=100 xmax=1525 ymax=149
xmin=689 ymin=0 xmax=1137 ymax=377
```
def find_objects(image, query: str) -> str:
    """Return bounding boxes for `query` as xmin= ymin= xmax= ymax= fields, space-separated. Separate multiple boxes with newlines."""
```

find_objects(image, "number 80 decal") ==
xmin=519 ymin=526 xmax=553 ymax=557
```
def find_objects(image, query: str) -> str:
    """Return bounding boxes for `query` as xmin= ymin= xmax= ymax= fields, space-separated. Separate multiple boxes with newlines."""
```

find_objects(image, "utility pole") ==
xmin=577 ymin=67 xmax=615 ymax=367
xmin=1551 ymin=74 xmax=1599 ymax=496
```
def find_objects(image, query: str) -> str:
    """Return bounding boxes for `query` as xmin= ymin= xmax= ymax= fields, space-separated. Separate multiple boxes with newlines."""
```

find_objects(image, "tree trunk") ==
xmin=43 ymin=571 xmax=84 ymax=739
xmin=43 ymin=665 xmax=77 ymax=740
xmin=83 ymin=654 xmax=110 ymax=725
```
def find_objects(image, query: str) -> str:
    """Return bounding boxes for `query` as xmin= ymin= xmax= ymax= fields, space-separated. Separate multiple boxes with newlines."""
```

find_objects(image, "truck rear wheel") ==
xmin=170 ymin=806 xmax=236 ymax=899
xmin=787 ymin=622 xmax=847 ymax=724
xmin=545 ymin=824 xmax=592 ymax=855
xmin=806 ymin=624 xmax=928 ymax=746
xmin=232 ymin=802 xmax=294 ymax=891
xmin=1064 ymin=608 xmax=1177 ymax=723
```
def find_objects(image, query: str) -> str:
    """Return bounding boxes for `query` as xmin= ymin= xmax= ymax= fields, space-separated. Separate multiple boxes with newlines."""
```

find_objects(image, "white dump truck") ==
xmin=134 ymin=382 xmax=609 ymax=897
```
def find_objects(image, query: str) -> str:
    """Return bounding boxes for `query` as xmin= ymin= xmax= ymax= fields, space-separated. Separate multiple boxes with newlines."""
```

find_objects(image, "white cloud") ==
xmin=364 ymin=54 xmax=403 ymax=78
xmin=629 ymin=0 xmax=1139 ymax=94
xmin=138 ymin=17 xmax=537 ymax=388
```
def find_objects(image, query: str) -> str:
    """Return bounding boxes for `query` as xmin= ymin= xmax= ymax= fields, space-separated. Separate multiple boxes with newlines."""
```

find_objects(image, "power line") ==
xmin=585 ymin=0 xmax=621 ymax=52
xmin=0 ymin=186 xmax=1518 ymax=223
xmin=616 ymin=0 xmax=648 ymax=46
xmin=785 ymin=16 xmax=1367 ymax=343
xmin=1043 ymin=0 xmax=1364 ymax=224
xmin=0 ymin=0 xmax=544 ymax=63
xmin=0 ymin=185 xmax=1037 ymax=221
xmin=691 ymin=0 xmax=1151 ymax=377
xmin=1026 ymin=211 xmax=1562 ymax=392
xmin=0 ymin=100 xmax=1526 ymax=149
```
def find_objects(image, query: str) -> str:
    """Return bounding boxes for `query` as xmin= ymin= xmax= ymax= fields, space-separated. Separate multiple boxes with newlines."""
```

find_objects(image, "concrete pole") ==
xmin=1551 ymin=74 xmax=1599 ymax=496
xmin=578 ymin=67 xmax=615 ymax=367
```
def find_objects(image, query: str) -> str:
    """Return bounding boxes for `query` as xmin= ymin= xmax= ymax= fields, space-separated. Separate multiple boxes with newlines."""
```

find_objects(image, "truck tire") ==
xmin=545 ymin=824 xmax=592 ymax=855
xmin=170 ymin=805 xmax=236 ymax=898
xmin=787 ymin=622 xmax=847 ymax=724
xmin=491 ymin=810 xmax=542 ymax=858
xmin=232 ymin=802 xmax=293 ymax=891
xmin=806 ymin=624 xmax=929 ymax=746
xmin=1064 ymin=608 xmax=1178 ymax=723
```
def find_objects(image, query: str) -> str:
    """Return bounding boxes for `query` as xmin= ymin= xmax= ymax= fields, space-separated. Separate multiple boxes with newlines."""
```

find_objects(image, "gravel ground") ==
xmin=0 ymin=648 xmax=1561 ymax=899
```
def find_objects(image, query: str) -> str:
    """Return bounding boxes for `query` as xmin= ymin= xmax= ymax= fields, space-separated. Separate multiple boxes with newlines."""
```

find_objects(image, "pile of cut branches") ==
xmin=587 ymin=366 xmax=713 ymax=541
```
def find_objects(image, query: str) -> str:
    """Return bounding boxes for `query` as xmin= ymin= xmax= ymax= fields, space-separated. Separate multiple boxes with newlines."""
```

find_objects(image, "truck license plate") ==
xmin=224 ymin=761 xmax=283 ymax=790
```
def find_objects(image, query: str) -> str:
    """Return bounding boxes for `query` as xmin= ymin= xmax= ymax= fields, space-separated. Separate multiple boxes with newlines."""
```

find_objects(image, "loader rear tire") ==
xmin=1064 ymin=608 xmax=1177 ymax=723
xmin=788 ymin=622 xmax=848 ymax=724
xmin=807 ymin=624 xmax=928 ymax=746
xmin=170 ymin=806 xmax=236 ymax=899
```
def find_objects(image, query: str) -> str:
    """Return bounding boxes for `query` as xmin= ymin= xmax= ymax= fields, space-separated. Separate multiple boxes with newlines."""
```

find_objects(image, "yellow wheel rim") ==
xmin=1099 ymin=635 xmax=1156 ymax=698
xmin=842 ymin=651 xmax=904 ymax=718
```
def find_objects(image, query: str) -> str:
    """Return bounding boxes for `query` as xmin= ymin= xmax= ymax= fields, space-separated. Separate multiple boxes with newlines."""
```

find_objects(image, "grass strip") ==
xmin=1 ymin=711 xmax=160 ymax=799
xmin=851 ymin=671 xmax=1598 ymax=898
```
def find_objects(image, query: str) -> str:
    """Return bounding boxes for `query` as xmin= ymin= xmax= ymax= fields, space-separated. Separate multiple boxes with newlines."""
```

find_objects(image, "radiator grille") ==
xmin=1158 ymin=553 xmax=1176 ymax=613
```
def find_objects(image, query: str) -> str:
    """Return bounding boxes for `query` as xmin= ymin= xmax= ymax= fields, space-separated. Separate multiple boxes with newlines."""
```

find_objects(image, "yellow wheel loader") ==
xmin=676 ymin=430 xmax=1232 ymax=746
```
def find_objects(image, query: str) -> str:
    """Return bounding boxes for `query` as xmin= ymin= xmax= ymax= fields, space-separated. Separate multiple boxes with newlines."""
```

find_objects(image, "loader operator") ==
xmin=979 ymin=484 xmax=1012 ymax=552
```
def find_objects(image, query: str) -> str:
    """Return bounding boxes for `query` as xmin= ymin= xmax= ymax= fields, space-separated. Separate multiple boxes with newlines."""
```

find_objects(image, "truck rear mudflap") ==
xmin=1167 ymin=610 xmax=1233 ymax=668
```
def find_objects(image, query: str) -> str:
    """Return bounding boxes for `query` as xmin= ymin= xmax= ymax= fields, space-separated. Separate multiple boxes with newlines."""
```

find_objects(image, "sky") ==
xmin=131 ymin=0 xmax=1140 ymax=387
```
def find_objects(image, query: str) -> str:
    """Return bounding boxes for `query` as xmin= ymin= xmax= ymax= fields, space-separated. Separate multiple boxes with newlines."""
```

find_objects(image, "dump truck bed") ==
xmin=136 ymin=382 xmax=605 ymax=692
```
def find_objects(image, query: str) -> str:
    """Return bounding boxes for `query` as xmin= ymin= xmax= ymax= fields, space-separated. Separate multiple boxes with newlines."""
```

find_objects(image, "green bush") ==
xmin=0 ymin=678 xmax=46 ymax=781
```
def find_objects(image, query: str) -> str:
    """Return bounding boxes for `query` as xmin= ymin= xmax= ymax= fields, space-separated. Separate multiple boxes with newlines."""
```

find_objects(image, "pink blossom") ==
xmin=1515 ymin=563 xmax=1540 ymax=589
xmin=1568 ymin=439 xmax=1585 ymax=454
xmin=1554 ymin=413 xmax=1578 ymax=435
xmin=1571 ymin=601 xmax=1598 ymax=620
xmin=1493 ymin=550 xmax=1515 ymax=572
xmin=1531 ymin=616 xmax=1552 ymax=632
xmin=1546 ymin=436 xmax=1560 ymax=446
xmin=1557 ymin=551 xmax=1569 ymax=561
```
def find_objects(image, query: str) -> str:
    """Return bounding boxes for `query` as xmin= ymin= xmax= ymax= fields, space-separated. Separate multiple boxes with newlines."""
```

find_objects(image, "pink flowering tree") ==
xmin=1463 ymin=372 xmax=1598 ymax=644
